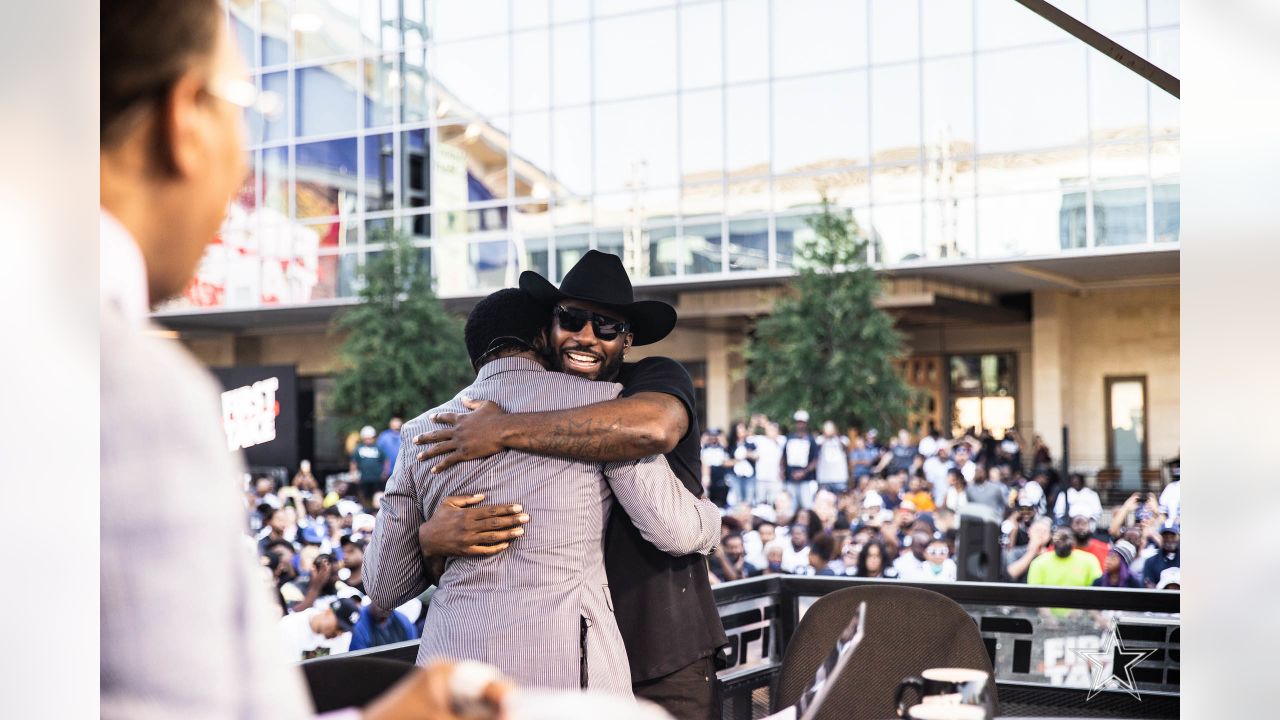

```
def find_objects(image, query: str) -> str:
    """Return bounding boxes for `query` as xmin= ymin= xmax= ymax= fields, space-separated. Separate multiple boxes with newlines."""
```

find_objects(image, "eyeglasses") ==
xmin=554 ymin=304 xmax=630 ymax=341
xmin=926 ymin=547 xmax=949 ymax=558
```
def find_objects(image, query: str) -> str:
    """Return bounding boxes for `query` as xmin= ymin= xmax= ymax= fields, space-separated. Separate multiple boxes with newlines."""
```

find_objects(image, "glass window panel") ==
xmin=873 ymin=164 xmax=923 ymax=206
xmin=977 ymin=190 xmax=1067 ymax=257
xmin=1151 ymin=138 xmax=1179 ymax=178
xmin=552 ymin=23 xmax=591 ymax=107
xmin=433 ymin=0 xmax=509 ymax=42
xmin=976 ymin=0 xmax=1085 ymax=51
xmin=363 ymin=217 xmax=395 ymax=247
xmin=870 ymin=0 xmax=918 ymax=66
xmin=402 ymin=0 xmax=428 ymax=45
xmin=1150 ymin=0 xmax=1179 ymax=26
xmin=681 ymin=89 xmax=724 ymax=183
xmin=595 ymin=96 xmax=679 ymax=193
xmin=1093 ymin=186 xmax=1148 ymax=247
xmin=727 ymin=218 xmax=768 ymax=272
xmin=778 ymin=211 xmax=851 ymax=269
xmin=435 ymin=36 xmax=510 ymax=119
xmin=553 ymin=0 xmax=592 ymax=23
xmin=293 ymin=0 xmax=361 ymax=62
xmin=680 ymin=2 xmax=722 ymax=90
xmin=513 ymin=30 xmax=551 ymax=112
xmin=922 ymin=0 xmax=973 ymax=58
xmin=925 ymin=156 xmax=975 ymax=200
xmin=977 ymin=148 xmax=1088 ymax=195
xmin=595 ymin=188 xmax=679 ymax=227
xmin=361 ymin=0 xmax=403 ymax=54
xmin=233 ymin=150 xmax=258 ymax=213
xmin=1088 ymin=0 xmax=1145 ymax=34
xmin=726 ymin=177 xmax=770 ymax=216
xmin=871 ymin=64 xmax=921 ymax=162
xmin=595 ymin=231 xmax=626 ymax=267
xmin=870 ymin=203 xmax=923 ymax=263
xmin=1059 ymin=189 xmax=1087 ymax=249
xmin=680 ymin=222 xmax=721 ymax=275
xmin=923 ymin=56 xmax=974 ymax=159
xmin=437 ymin=123 xmax=510 ymax=203
xmin=597 ymin=0 xmax=673 ymax=13
xmin=775 ymin=169 xmax=870 ymax=212
xmin=1108 ymin=378 xmax=1146 ymax=488
xmin=262 ymin=145 xmax=289 ymax=215
xmin=404 ymin=211 xmax=432 ymax=240
xmin=555 ymin=233 xmax=590 ymax=281
xmin=596 ymin=10 xmax=677 ymax=102
xmin=981 ymin=397 xmax=1016 ymax=437
xmin=1090 ymin=32 xmax=1148 ymax=142
xmin=438 ymin=206 xmax=509 ymax=236
xmin=262 ymin=71 xmax=289 ymax=143
xmin=1149 ymin=28 xmax=1180 ymax=136
xmin=774 ymin=72 xmax=867 ymax=173
xmin=514 ymin=1 xmax=550 ymax=29
xmin=296 ymin=61 xmax=358 ymax=137
xmin=363 ymin=133 xmax=395 ymax=211
xmin=924 ymin=193 xmax=976 ymax=259
xmin=399 ymin=46 xmax=430 ymax=123
xmin=401 ymin=128 xmax=430 ymax=209
xmin=725 ymin=0 xmax=769 ymax=84
xmin=725 ymin=83 xmax=770 ymax=177
xmin=513 ymin=200 xmax=552 ymax=239
xmin=681 ymin=181 xmax=724 ymax=219
xmin=1092 ymin=142 xmax=1148 ymax=184
xmin=977 ymin=44 xmax=1087 ymax=153
xmin=552 ymin=108 xmax=592 ymax=196
xmin=364 ymin=54 xmax=397 ymax=128
xmin=518 ymin=236 xmax=550 ymax=277
xmin=470 ymin=239 xmax=516 ymax=290
xmin=511 ymin=112 xmax=552 ymax=199
xmin=229 ymin=1 xmax=257 ymax=68
xmin=640 ymin=226 xmax=681 ymax=278
xmin=296 ymin=137 xmax=358 ymax=219
xmin=1153 ymin=184 xmax=1179 ymax=244
xmin=261 ymin=0 xmax=290 ymax=66
xmin=950 ymin=355 xmax=982 ymax=394
xmin=774 ymin=0 xmax=866 ymax=77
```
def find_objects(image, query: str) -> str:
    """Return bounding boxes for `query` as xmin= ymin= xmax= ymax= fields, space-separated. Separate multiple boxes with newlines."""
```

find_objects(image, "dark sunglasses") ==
xmin=554 ymin=304 xmax=630 ymax=341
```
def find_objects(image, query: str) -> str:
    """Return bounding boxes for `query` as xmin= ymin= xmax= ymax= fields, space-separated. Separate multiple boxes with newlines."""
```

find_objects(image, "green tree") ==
xmin=745 ymin=199 xmax=915 ymax=432
xmin=327 ymin=229 xmax=473 ymax=433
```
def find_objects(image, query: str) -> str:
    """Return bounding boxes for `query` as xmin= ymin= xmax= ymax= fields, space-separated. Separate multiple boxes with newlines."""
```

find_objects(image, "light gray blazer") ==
xmin=100 ymin=306 xmax=313 ymax=719
xmin=364 ymin=357 xmax=721 ymax=697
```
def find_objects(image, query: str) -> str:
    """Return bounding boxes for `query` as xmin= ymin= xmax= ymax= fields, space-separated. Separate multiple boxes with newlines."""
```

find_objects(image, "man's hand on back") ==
xmin=414 ymin=397 xmax=508 ymax=473
xmin=418 ymin=494 xmax=530 ymax=559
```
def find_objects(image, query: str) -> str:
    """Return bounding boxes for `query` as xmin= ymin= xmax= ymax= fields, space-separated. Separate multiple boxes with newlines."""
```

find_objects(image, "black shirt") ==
xmin=606 ymin=357 xmax=728 ymax=682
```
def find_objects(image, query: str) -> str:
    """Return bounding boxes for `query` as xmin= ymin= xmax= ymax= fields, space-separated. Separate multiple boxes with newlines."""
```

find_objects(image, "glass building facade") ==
xmin=180 ymin=0 xmax=1180 ymax=310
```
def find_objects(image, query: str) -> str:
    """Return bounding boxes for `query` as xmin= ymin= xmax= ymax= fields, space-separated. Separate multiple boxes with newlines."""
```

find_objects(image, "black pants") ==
xmin=633 ymin=654 xmax=717 ymax=720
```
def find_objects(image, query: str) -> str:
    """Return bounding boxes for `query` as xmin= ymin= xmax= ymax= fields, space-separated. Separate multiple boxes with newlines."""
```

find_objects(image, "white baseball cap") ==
xmin=360 ymin=425 xmax=376 ymax=438
xmin=793 ymin=410 xmax=810 ymax=423
xmin=1156 ymin=566 xmax=1181 ymax=590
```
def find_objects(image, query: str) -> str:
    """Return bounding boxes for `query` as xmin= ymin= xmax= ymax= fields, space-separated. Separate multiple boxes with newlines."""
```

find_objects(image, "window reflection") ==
xmin=230 ymin=0 xmax=256 ymax=67
xmin=262 ymin=71 xmax=289 ymax=143
xmin=1094 ymin=186 xmax=1148 ymax=247
xmin=261 ymin=0 xmax=290 ymax=67
xmin=925 ymin=194 xmax=976 ymax=259
xmin=870 ymin=203 xmax=923 ymax=263
xmin=1092 ymin=143 xmax=1148 ymax=185
xmin=293 ymin=0 xmax=361 ymax=62
xmin=727 ymin=219 xmax=768 ymax=272
xmin=922 ymin=0 xmax=972 ymax=58
xmin=922 ymin=57 xmax=973 ymax=160
xmin=399 ymin=46 xmax=430 ymax=123
xmin=774 ymin=72 xmax=867 ymax=173
xmin=977 ymin=148 xmax=1088 ymax=196
xmin=363 ymin=134 xmax=395 ymax=211
xmin=775 ymin=169 xmax=870 ymax=212
xmin=870 ymin=0 xmax=918 ymax=65
xmin=262 ymin=145 xmax=289 ymax=215
xmin=360 ymin=0 xmax=405 ymax=54
xmin=437 ymin=122 xmax=510 ymax=203
xmin=1088 ymin=0 xmax=1146 ymax=34
xmin=401 ymin=129 xmax=429 ymax=209
xmin=433 ymin=0 xmax=508 ymax=42
xmin=977 ymin=44 xmax=1087 ymax=153
xmin=296 ymin=137 xmax=358 ymax=219
xmin=513 ymin=30 xmax=551 ymax=112
xmin=555 ymin=234 xmax=590 ymax=281
xmin=871 ymin=64 xmax=921 ymax=163
xmin=296 ymin=61 xmax=358 ymax=137
xmin=513 ymin=0 xmax=550 ymax=30
xmin=518 ymin=236 xmax=550 ymax=277
xmin=434 ymin=36 xmax=510 ymax=120
xmin=595 ymin=97 xmax=679 ymax=193
xmin=975 ymin=0 xmax=1084 ymax=51
xmin=364 ymin=54 xmax=397 ymax=129
xmin=773 ymin=0 xmax=866 ymax=77
xmin=641 ymin=226 xmax=681 ymax=278
xmin=1059 ymin=191 xmax=1087 ymax=250
xmin=681 ymin=89 xmax=723 ymax=183
xmin=470 ymin=239 xmax=516 ymax=290
xmin=551 ymin=109 xmax=591 ymax=197
xmin=552 ymin=23 xmax=591 ymax=107
xmin=725 ymin=84 xmax=770 ymax=177
xmin=1089 ymin=32 xmax=1148 ymax=142
xmin=776 ymin=213 xmax=817 ymax=269
xmin=511 ymin=112 xmax=552 ymax=200
xmin=680 ymin=2 xmax=722 ymax=90
xmin=1149 ymin=28 xmax=1180 ymax=137
xmin=725 ymin=0 xmax=769 ymax=84
xmin=1153 ymin=185 xmax=1179 ymax=243
xmin=595 ymin=10 xmax=677 ymax=102
xmin=978 ymin=191 xmax=1066 ymax=257
xmin=872 ymin=164 xmax=923 ymax=206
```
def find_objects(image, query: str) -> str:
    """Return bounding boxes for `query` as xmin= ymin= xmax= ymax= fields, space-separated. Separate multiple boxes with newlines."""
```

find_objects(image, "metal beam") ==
xmin=1013 ymin=0 xmax=1180 ymax=98
xmin=1005 ymin=263 xmax=1087 ymax=291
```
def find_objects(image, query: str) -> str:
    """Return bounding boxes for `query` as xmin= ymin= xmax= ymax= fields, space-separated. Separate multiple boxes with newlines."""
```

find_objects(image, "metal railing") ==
xmin=306 ymin=577 xmax=1180 ymax=719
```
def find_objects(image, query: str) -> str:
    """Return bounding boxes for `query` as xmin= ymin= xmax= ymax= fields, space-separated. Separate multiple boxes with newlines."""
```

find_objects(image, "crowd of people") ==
xmin=700 ymin=412 xmax=1182 ymax=593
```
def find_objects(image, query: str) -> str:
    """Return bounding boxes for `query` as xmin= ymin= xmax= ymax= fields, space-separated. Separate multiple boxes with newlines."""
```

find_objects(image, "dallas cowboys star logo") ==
xmin=1074 ymin=624 xmax=1157 ymax=701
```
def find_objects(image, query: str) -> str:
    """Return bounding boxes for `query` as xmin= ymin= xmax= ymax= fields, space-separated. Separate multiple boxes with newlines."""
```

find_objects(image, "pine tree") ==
xmin=328 ymin=228 xmax=473 ymax=432
xmin=746 ymin=198 xmax=916 ymax=432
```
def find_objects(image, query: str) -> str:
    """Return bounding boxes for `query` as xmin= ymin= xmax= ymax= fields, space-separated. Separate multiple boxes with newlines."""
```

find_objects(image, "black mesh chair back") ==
xmin=773 ymin=585 xmax=995 ymax=720
xmin=300 ymin=655 xmax=416 ymax=714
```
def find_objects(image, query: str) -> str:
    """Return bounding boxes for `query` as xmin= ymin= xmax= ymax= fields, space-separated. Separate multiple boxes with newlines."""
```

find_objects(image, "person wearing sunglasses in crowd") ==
xmin=408 ymin=251 xmax=728 ymax=719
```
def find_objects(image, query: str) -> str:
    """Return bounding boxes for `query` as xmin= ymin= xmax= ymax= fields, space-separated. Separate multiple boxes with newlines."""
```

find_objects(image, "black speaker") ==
xmin=956 ymin=505 xmax=1003 ymax=582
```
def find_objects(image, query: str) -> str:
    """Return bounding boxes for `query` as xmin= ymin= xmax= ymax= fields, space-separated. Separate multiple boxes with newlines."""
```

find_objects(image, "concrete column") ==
xmin=706 ymin=331 xmax=730 ymax=431
xmin=1031 ymin=291 xmax=1070 ymax=459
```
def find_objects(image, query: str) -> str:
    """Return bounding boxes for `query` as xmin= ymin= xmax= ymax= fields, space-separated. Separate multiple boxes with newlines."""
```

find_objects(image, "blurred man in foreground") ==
xmin=101 ymin=2 xmax=475 ymax=717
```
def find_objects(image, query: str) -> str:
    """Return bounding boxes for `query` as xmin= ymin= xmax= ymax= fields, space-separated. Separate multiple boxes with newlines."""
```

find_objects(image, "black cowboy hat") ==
xmin=519 ymin=250 xmax=677 ymax=346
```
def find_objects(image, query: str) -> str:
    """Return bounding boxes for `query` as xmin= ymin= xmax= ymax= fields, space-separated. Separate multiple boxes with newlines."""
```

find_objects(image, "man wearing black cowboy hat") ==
xmin=413 ymin=250 xmax=728 ymax=718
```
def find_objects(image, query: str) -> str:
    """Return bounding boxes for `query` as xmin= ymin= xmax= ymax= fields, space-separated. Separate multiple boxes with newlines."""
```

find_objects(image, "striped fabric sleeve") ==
xmin=603 ymin=454 xmax=722 ymax=557
xmin=364 ymin=427 xmax=430 ymax=611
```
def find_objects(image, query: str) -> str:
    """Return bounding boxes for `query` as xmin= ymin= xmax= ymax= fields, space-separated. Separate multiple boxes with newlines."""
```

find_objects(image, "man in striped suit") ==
xmin=364 ymin=288 xmax=721 ymax=697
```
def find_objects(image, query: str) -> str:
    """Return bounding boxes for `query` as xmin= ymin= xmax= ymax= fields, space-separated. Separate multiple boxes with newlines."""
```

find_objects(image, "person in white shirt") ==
xmin=749 ymin=422 xmax=786 ymax=504
xmin=892 ymin=529 xmax=935 ymax=581
xmin=952 ymin=444 xmax=977 ymax=484
xmin=923 ymin=444 xmax=953 ymax=508
xmin=815 ymin=421 xmax=851 ymax=495
xmin=917 ymin=426 xmax=942 ymax=459
xmin=1053 ymin=473 xmax=1104 ymax=523
xmin=922 ymin=538 xmax=958 ymax=582
xmin=278 ymin=599 xmax=362 ymax=661
xmin=1159 ymin=463 xmax=1181 ymax=521
xmin=781 ymin=523 xmax=812 ymax=574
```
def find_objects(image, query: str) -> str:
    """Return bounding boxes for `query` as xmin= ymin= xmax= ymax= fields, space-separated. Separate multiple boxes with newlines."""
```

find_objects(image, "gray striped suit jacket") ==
xmin=364 ymin=357 xmax=721 ymax=697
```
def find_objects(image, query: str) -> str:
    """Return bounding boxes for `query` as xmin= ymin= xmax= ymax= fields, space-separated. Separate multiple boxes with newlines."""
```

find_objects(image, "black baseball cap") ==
xmin=330 ymin=598 xmax=362 ymax=632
